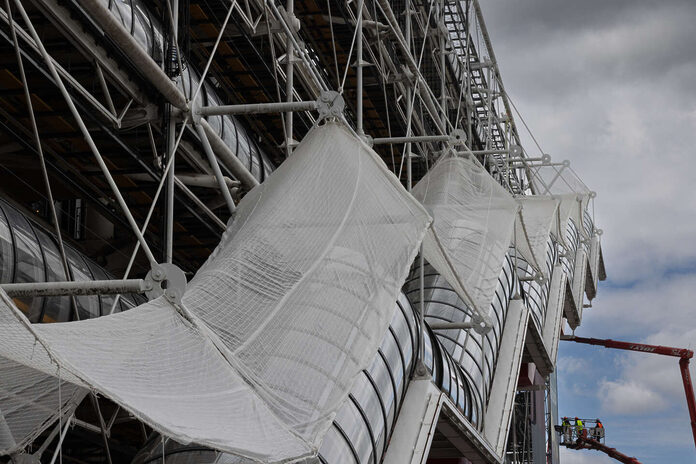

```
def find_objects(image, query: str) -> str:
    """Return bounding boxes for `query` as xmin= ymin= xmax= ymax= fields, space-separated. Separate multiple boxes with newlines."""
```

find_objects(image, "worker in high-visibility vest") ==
xmin=594 ymin=419 xmax=604 ymax=440
xmin=561 ymin=417 xmax=572 ymax=443
xmin=575 ymin=417 xmax=585 ymax=439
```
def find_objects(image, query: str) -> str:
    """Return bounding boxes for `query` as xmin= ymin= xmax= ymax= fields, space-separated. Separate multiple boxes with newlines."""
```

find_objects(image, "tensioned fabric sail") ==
xmin=531 ymin=165 xmax=592 ymax=239
xmin=412 ymin=153 xmax=518 ymax=325
xmin=0 ymin=121 xmax=431 ymax=462
xmin=0 ymin=357 xmax=86 ymax=455
xmin=514 ymin=196 xmax=559 ymax=276
xmin=553 ymin=193 xmax=579 ymax=246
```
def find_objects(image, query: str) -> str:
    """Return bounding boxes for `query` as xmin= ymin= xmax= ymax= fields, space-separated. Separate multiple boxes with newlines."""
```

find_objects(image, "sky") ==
xmin=478 ymin=1 xmax=696 ymax=462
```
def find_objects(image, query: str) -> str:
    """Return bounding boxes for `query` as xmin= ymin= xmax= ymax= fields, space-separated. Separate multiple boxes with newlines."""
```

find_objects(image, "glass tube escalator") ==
xmin=131 ymin=290 xmax=482 ymax=464
xmin=0 ymin=198 xmax=146 ymax=323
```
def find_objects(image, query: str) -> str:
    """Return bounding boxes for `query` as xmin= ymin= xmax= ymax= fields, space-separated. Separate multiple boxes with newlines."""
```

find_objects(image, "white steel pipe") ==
xmin=285 ymin=0 xmax=295 ymax=155
xmin=129 ymin=173 xmax=239 ymax=189
xmin=172 ymin=178 xmax=227 ymax=230
xmin=1 ymin=279 xmax=150 ymax=297
xmin=198 ymin=100 xmax=318 ymax=116
xmin=48 ymin=414 xmax=73 ymax=464
xmin=428 ymin=321 xmax=477 ymax=330
xmin=356 ymin=0 xmax=364 ymax=135
xmin=195 ymin=123 xmax=237 ymax=215
xmin=177 ymin=173 xmax=239 ymax=189
xmin=373 ymin=134 xmax=450 ymax=145
xmin=199 ymin=119 xmax=260 ymax=189
xmin=77 ymin=0 xmax=187 ymax=109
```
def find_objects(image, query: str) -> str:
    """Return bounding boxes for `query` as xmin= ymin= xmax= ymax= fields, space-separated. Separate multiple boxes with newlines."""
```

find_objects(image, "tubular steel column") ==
xmin=356 ymin=0 xmax=364 ymax=136
xmin=285 ymin=0 xmax=295 ymax=155
xmin=165 ymin=0 xmax=179 ymax=264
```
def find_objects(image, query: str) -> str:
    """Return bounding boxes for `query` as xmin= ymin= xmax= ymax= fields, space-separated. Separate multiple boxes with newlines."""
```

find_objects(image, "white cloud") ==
xmin=558 ymin=356 xmax=589 ymax=374
xmin=582 ymin=272 xmax=696 ymax=337
xmin=615 ymin=328 xmax=696 ymax=399
xmin=598 ymin=379 xmax=668 ymax=415
xmin=560 ymin=447 xmax=616 ymax=464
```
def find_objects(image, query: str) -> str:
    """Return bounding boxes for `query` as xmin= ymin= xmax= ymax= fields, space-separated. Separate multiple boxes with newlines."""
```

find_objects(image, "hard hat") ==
xmin=575 ymin=417 xmax=578 ymax=419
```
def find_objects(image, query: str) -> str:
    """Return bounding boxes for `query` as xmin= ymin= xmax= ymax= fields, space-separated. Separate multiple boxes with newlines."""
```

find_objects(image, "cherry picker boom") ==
xmin=564 ymin=435 xmax=642 ymax=464
xmin=561 ymin=335 xmax=696 ymax=450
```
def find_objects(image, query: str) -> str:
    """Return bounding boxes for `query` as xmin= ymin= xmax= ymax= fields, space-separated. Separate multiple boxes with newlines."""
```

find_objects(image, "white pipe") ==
xmin=48 ymin=414 xmax=73 ymax=464
xmin=198 ymin=100 xmax=317 ymax=116
xmin=428 ymin=321 xmax=477 ymax=330
xmin=199 ymin=119 xmax=260 ymax=189
xmin=285 ymin=0 xmax=295 ymax=155
xmin=77 ymin=0 xmax=187 ymax=109
xmin=129 ymin=173 xmax=239 ymax=189
xmin=195 ymin=123 xmax=237 ymax=215
xmin=373 ymin=134 xmax=450 ymax=145
xmin=356 ymin=0 xmax=364 ymax=135
xmin=1 ymin=279 xmax=149 ymax=297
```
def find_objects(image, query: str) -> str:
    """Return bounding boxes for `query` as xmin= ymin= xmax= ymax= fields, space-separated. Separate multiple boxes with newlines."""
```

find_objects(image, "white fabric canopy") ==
xmin=552 ymin=193 xmax=579 ymax=246
xmin=0 ymin=357 xmax=86 ymax=455
xmin=530 ymin=165 xmax=592 ymax=240
xmin=514 ymin=196 xmax=559 ymax=275
xmin=412 ymin=154 xmax=518 ymax=325
xmin=0 ymin=121 xmax=431 ymax=462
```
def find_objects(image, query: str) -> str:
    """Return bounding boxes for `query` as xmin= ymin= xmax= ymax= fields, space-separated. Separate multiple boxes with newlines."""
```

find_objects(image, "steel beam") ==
xmin=195 ymin=123 xmax=237 ymax=215
xmin=373 ymin=134 xmax=451 ymax=145
xmin=1 ymin=279 xmax=150 ymax=297
xmin=427 ymin=321 xmax=477 ymax=330
xmin=198 ymin=100 xmax=318 ymax=116
xmin=76 ymin=0 xmax=187 ymax=109
xmin=199 ymin=119 xmax=260 ymax=189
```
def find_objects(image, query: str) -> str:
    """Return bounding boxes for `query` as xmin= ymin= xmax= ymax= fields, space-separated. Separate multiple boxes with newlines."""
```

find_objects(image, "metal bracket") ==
xmin=448 ymin=129 xmax=466 ymax=146
xmin=316 ymin=90 xmax=345 ymax=121
xmin=471 ymin=315 xmax=492 ymax=334
xmin=519 ymin=272 xmax=546 ymax=284
xmin=144 ymin=263 xmax=187 ymax=304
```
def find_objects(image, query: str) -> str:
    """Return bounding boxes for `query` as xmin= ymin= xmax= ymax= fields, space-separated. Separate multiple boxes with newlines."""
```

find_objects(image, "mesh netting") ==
xmin=529 ymin=165 xmax=592 ymax=240
xmin=412 ymin=153 xmax=518 ymax=324
xmin=0 ymin=121 xmax=430 ymax=462
xmin=553 ymin=193 xmax=580 ymax=247
xmin=514 ymin=196 xmax=559 ymax=276
xmin=0 ymin=357 xmax=86 ymax=455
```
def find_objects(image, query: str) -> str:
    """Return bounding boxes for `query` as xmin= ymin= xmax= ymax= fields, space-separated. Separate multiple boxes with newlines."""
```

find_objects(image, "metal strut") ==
xmin=566 ymin=436 xmax=642 ymax=464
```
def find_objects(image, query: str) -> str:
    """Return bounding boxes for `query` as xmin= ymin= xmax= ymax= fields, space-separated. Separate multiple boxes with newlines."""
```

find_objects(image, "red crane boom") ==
xmin=563 ymin=336 xmax=696 ymax=450
xmin=570 ymin=436 xmax=642 ymax=464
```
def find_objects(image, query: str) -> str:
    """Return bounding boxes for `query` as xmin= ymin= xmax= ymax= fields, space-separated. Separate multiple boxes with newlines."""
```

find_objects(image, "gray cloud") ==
xmin=475 ymin=2 xmax=696 ymax=460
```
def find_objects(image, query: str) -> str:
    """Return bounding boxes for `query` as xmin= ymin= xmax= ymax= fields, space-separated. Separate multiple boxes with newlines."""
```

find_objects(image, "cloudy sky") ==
xmin=479 ymin=1 xmax=696 ymax=462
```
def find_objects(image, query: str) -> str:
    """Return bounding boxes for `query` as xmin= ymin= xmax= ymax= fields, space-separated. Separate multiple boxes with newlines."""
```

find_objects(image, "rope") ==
xmin=506 ymin=94 xmax=545 ymax=156
xmin=191 ymin=0 xmax=239 ymax=104
xmin=58 ymin=368 xmax=62 ymax=464
xmin=108 ymin=129 xmax=187 ymax=314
